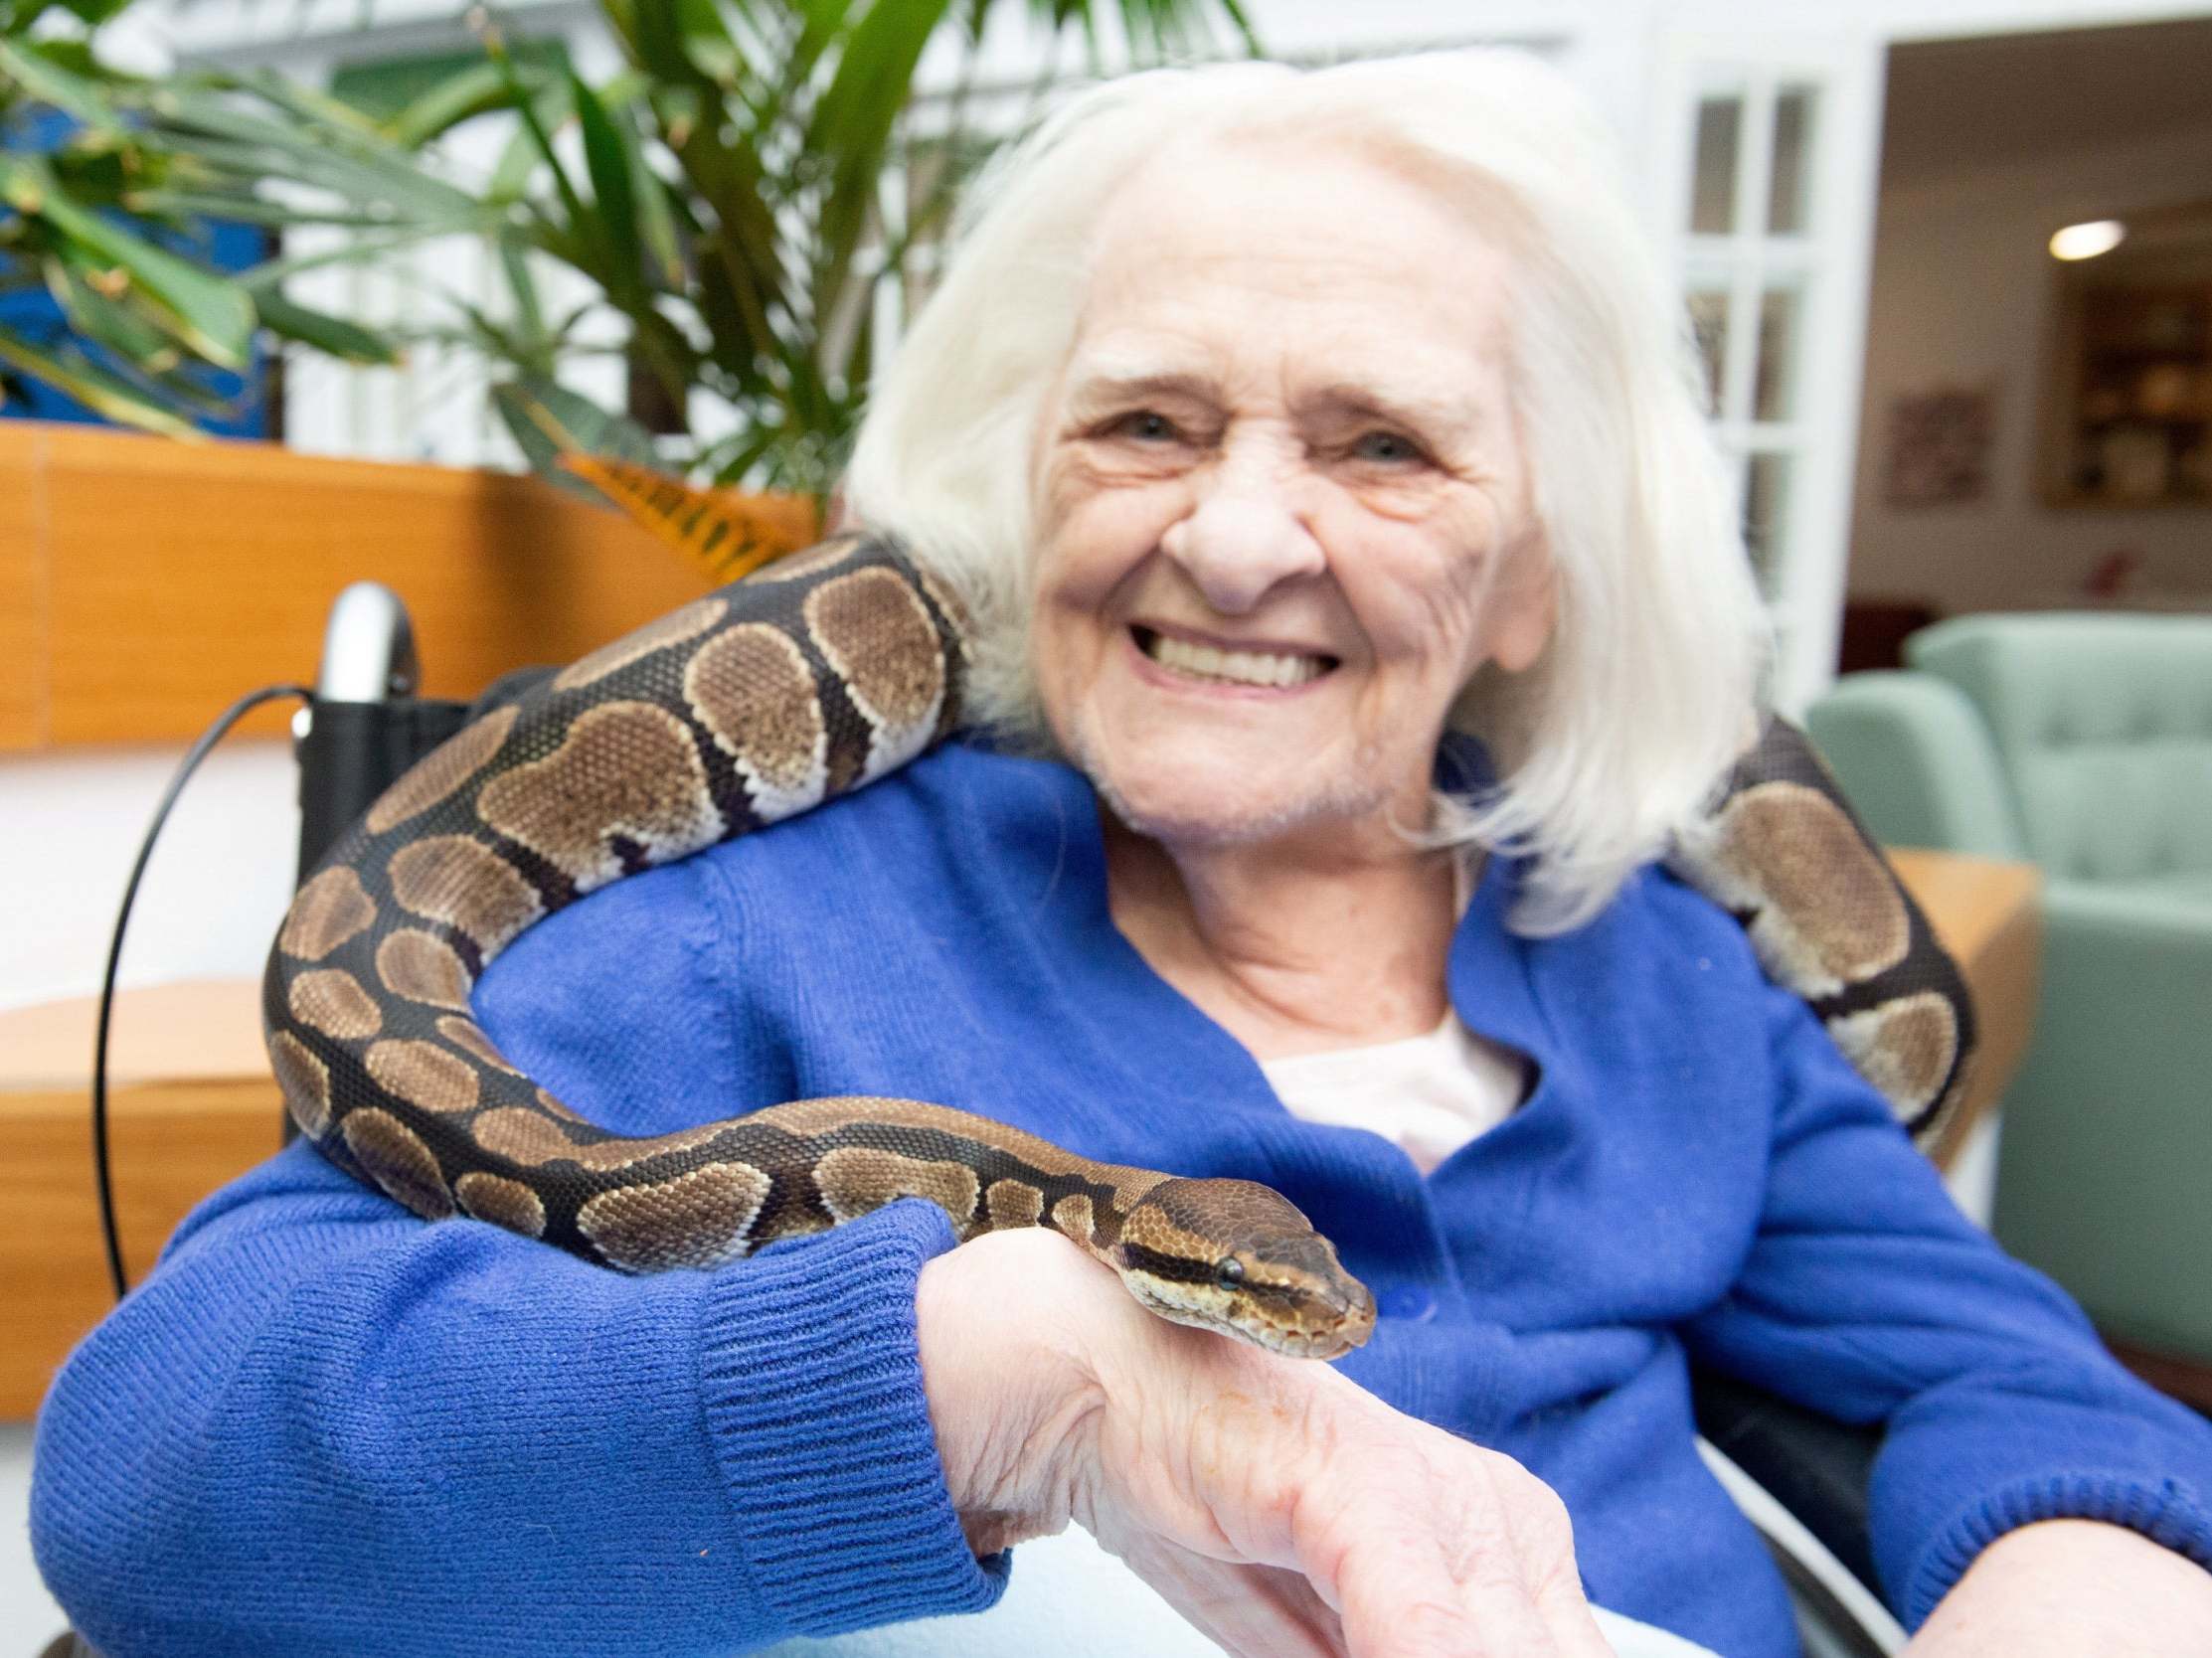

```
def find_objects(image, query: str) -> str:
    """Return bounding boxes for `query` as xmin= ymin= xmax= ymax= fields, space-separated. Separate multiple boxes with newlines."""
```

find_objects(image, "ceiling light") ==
xmin=2050 ymin=220 xmax=2126 ymax=260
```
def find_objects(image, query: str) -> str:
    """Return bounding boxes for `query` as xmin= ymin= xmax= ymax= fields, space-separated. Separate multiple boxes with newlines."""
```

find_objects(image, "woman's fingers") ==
xmin=1469 ymin=1460 xmax=1616 ymax=1658
xmin=1119 ymin=1404 xmax=1603 ymax=1658
xmin=1243 ymin=1560 xmax=1349 ymax=1651
xmin=1319 ymin=1488 xmax=1562 ymax=1658
xmin=1529 ymin=1548 xmax=1619 ymax=1658
xmin=1127 ymin=1354 xmax=1604 ymax=1658
xmin=916 ymin=1230 xmax=1609 ymax=1657
xmin=1113 ymin=1538 xmax=1349 ymax=1658
xmin=1277 ymin=1408 xmax=1613 ymax=1658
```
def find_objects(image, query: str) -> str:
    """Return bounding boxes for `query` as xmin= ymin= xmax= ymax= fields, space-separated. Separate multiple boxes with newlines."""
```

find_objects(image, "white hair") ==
xmin=843 ymin=49 xmax=1770 ymax=933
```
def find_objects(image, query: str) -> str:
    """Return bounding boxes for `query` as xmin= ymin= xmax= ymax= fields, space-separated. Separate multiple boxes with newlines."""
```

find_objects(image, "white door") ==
xmin=1644 ymin=20 xmax=1888 ymax=714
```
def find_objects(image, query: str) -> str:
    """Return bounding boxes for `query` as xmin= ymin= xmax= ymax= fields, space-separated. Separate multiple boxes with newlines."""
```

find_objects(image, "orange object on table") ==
xmin=1885 ymin=848 xmax=2043 ymax=1171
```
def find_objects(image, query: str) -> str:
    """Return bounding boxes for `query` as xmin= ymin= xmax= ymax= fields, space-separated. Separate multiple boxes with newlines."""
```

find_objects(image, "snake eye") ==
xmin=1214 ymin=1256 xmax=1246 ymax=1288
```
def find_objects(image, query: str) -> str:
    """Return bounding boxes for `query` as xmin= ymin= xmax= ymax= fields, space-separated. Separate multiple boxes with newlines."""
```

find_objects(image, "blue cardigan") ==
xmin=33 ymin=741 xmax=2212 ymax=1658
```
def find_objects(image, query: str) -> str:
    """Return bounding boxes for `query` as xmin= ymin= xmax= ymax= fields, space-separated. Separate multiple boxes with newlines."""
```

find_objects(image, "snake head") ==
xmin=1115 ymin=1178 xmax=1378 ymax=1361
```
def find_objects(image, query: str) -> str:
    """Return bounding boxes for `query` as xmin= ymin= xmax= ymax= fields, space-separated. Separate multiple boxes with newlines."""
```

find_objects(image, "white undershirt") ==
xmin=1256 ymin=855 xmax=1528 ymax=1173
xmin=1260 ymin=1010 xmax=1530 ymax=1174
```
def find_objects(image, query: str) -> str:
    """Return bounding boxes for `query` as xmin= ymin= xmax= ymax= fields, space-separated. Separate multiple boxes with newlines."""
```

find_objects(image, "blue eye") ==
xmin=1354 ymin=429 xmax=1422 ymax=464
xmin=1120 ymin=411 xmax=1178 ymax=442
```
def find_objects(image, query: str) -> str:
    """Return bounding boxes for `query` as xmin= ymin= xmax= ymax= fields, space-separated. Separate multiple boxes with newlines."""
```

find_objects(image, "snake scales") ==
xmin=262 ymin=532 xmax=1972 ymax=1362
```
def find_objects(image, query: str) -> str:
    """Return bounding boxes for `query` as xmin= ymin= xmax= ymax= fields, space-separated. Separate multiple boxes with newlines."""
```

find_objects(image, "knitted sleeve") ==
xmin=1682 ymin=973 xmax=2212 ymax=1629
xmin=31 ymin=857 xmax=1002 ymax=1658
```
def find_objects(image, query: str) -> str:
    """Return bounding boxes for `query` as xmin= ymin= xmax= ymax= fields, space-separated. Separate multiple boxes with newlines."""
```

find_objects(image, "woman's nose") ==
xmin=1158 ymin=455 xmax=1325 ymax=615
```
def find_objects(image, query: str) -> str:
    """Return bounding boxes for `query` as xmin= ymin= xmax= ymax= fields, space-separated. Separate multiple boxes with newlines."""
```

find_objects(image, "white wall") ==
xmin=0 ymin=744 xmax=300 ymax=1015
xmin=1847 ymin=119 xmax=2212 ymax=612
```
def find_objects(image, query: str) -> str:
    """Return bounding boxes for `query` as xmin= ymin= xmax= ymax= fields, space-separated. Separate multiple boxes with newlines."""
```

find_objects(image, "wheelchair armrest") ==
xmin=293 ymin=697 xmax=472 ymax=879
xmin=1690 ymin=1366 xmax=1883 ymax=1593
xmin=292 ymin=668 xmax=558 ymax=880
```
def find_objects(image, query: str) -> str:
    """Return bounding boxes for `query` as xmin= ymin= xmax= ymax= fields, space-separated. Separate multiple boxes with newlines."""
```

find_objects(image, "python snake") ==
xmin=262 ymin=532 xmax=1970 ymax=1362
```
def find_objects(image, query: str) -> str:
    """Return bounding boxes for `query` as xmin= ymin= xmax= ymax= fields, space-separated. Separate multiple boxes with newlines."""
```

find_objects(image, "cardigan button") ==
xmin=1379 ymin=1285 xmax=1438 ymax=1322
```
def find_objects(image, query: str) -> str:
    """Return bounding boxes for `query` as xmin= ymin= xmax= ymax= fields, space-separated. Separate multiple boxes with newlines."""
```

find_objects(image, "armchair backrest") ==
xmin=1907 ymin=613 xmax=2212 ymax=887
xmin=1802 ymin=670 xmax=2027 ymax=860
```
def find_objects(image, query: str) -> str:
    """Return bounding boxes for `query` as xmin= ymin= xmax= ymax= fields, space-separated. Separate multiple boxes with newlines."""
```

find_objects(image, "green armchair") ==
xmin=1806 ymin=613 xmax=2212 ymax=1371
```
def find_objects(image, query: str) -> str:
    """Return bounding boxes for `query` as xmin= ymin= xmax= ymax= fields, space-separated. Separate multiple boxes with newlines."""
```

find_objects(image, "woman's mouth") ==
xmin=1130 ymin=625 xmax=1338 ymax=690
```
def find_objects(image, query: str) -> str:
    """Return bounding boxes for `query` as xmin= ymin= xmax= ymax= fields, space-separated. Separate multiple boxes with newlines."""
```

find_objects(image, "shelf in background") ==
xmin=0 ymin=421 xmax=815 ymax=752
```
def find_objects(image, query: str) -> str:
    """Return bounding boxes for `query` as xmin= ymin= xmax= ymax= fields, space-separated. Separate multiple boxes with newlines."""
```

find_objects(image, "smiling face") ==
xmin=1028 ymin=134 xmax=1557 ymax=855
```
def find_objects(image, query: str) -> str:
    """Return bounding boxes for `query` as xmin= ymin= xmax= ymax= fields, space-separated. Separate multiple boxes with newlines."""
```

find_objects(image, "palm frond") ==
xmin=557 ymin=450 xmax=817 ymax=580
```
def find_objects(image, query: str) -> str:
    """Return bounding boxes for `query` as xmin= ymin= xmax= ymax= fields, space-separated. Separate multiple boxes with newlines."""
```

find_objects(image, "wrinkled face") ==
xmin=1029 ymin=136 xmax=1556 ymax=851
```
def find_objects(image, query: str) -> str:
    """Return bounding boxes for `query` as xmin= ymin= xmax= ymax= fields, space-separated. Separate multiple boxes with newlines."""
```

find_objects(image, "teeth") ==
xmin=1143 ymin=631 xmax=1330 ymax=688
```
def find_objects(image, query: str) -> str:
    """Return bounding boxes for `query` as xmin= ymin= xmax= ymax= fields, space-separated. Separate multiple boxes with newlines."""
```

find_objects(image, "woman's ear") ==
xmin=1485 ymin=538 xmax=1558 ymax=676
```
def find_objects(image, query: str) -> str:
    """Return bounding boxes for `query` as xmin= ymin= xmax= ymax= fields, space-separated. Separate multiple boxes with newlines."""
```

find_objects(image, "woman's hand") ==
xmin=1904 ymin=1518 xmax=2212 ymax=1656
xmin=917 ymin=1227 xmax=1615 ymax=1658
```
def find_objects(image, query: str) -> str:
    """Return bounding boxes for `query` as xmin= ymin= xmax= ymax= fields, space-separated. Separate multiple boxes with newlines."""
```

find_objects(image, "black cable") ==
xmin=92 ymin=682 xmax=313 ymax=1304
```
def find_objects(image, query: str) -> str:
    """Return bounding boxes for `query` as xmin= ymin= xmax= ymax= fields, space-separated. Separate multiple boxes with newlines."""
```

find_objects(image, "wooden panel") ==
xmin=0 ymin=426 xmax=46 ymax=748
xmin=0 ymin=1079 xmax=282 ymax=1420
xmin=1889 ymin=847 xmax=2044 ymax=1171
xmin=1 ymin=421 xmax=816 ymax=751
xmin=0 ymin=980 xmax=281 ymax=1419
xmin=1 ymin=977 xmax=267 ymax=1091
xmin=0 ymin=981 xmax=281 ymax=1420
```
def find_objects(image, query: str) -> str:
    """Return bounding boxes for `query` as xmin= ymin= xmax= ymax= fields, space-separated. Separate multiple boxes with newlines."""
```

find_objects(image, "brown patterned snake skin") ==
xmin=263 ymin=531 xmax=1971 ymax=1363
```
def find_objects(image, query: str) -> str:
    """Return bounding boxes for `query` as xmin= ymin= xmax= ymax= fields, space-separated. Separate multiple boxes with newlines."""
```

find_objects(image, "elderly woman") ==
xmin=33 ymin=49 xmax=2212 ymax=1658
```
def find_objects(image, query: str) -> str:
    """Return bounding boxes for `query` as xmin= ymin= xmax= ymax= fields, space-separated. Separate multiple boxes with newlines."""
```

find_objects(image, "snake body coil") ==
xmin=263 ymin=533 xmax=1969 ymax=1361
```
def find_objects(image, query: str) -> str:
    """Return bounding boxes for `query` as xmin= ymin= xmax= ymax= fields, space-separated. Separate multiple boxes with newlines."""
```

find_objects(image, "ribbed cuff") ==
xmin=698 ymin=1200 xmax=1009 ymax=1638
xmin=1903 ymin=1472 xmax=2212 ymax=1627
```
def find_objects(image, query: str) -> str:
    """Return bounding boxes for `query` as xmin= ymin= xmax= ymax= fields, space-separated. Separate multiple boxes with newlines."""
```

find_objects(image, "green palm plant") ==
xmin=0 ymin=0 xmax=425 ymax=434
xmin=5 ymin=0 xmax=1255 ymax=476
xmin=148 ymin=0 xmax=1257 ymax=497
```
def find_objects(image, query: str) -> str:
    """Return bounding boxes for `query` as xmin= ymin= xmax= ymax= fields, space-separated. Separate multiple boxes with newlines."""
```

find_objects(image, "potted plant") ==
xmin=124 ymin=0 xmax=1260 ymax=500
xmin=0 ymin=0 xmax=420 ymax=434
